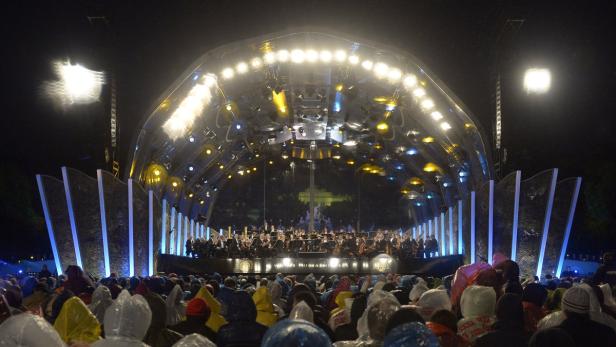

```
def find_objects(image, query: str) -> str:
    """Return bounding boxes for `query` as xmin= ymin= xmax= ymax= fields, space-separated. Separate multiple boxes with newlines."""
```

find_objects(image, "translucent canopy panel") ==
xmin=126 ymin=30 xmax=492 ymax=220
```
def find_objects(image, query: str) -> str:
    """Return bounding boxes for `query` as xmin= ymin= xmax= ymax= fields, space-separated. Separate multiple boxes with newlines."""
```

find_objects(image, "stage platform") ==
xmin=156 ymin=254 xmax=464 ymax=277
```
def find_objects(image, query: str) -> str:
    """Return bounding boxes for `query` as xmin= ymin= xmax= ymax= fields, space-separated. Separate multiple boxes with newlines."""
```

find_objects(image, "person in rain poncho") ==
xmin=426 ymin=309 xmax=468 ymax=347
xmin=252 ymin=286 xmax=278 ymax=327
xmin=89 ymin=285 xmax=113 ymax=324
xmin=457 ymin=285 xmax=496 ymax=343
xmin=171 ymin=297 xmax=216 ymax=343
xmin=142 ymin=290 xmax=183 ymax=347
xmin=262 ymin=318 xmax=332 ymax=347
xmin=537 ymin=283 xmax=616 ymax=332
xmin=600 ymin=283 xmax=616 ymax=319
xmin=328 ymin=290 xmax=354 ymax=331
xmin=267 ymin=281 xmax=286 ymax=315
xmin=383 ymin=322 xmax=440 ymax=347
xmin=521 ymin=283 xmax=547 ymax=333
xmin=193 ymin=286 xmax=227 ymax=333
xmin=412 ymin=289 xmax=451 ymax=321
xmin=171 ymin=333 xmax=215 ymax=347
xmin=216 ymin=290 xmax=268 ymax=347
xmin=92 ymin=290 xmax=151 ymax=347
xmin=0 ymin=313 xmax=67 ymax=347
xmin=166 ymin=285 xmax=186 ymax=326
xmin=53 ymin=296 xmax=101 ymax=345
xmin=334 ymin=293 xmax=367 ymax=341
xmin=408 ymin=278 xmax=429 ymax=304
xmin=474 ymin=293 xmax=530 ymax=347
xmin=22 ymin=282 xmax=50 ymax=314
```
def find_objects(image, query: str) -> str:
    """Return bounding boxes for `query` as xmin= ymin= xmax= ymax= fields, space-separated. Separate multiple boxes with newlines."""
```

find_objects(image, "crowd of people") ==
xmin=186 ymin=229 xmax=441 ymax=259
xmin=1 ymin=252 xmax=616 ymax=347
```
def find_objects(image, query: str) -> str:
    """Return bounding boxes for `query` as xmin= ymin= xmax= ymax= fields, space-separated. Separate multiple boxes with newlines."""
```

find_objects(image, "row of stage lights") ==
xmin=162 ymin=47 xmax=456 ymax=142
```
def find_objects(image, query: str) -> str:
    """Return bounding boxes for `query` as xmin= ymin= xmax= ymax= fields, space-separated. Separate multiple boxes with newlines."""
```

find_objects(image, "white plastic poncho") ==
xmin=408 ymin=278 xmax=429 ymax=303
xmin=89 ymin=285 xmax=113 ymax=324
xmin=91 ymin=290 xmax=152 ymax=347
xmin=289 ymin=301 xmax=314 ymax=323
xmin=414 ymin=288 xmax=452 ymax=321
xmin=172 ymin=333 xmax=216 ymax=347
xmin=166 ymin=285 xmax=186 ymax=326
xmin=334 ymin=290 xmax=400 ymax=347
xmin=0 ymin=313 xmax=66 ymax=347
xmin=457 ymin=285 xmax=496 ymax=343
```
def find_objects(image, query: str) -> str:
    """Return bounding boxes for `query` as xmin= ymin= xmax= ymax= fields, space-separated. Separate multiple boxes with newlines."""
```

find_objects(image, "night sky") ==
xmin=2 ymin=1 xmax=615 ymax=260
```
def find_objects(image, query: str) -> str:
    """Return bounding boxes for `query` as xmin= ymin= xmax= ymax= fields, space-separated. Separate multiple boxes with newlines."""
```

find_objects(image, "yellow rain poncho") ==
xmin=330 ymin=291 xmax=353 ymax=317
xmin=252 ymin=287 xmax=278 ymax=327
xmin=53 ymin=296 xmax=101 ymax=344
xmin=195 ymin=286 xmax=227 ymax=332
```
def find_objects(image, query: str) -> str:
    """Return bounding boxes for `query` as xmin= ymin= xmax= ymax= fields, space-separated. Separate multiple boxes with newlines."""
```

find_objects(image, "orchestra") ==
xmin=184 ymin=227 xmax=440 ymax=260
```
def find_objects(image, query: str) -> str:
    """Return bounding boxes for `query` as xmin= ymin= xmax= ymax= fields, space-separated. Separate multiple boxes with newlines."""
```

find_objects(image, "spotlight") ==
xmin=420 ymin=99 xmax=435 ymax=110
xmin=319 ymin=50 xmax=333 ymax=63
xmin=430 ymin=111 xmax=443 ymax=121
xmin=205 ymin=148 xmax=212 ymax=155
xmin=343 ymin=140 xmax=357 ymax=147
xmin=406 ymin=148 xmax=418 ymax=155
xmin=172 ymin=181 xmax=178 ymax=187
xmin=361 ymin=60 xmax=374 ymax=70
xmin=264 ymin=52 xmax=276 ymax=64
xmin=348 ymin=55 xmax=360 ymax=65
xmin=188 ymin=135 xmax=195 ymax=143
xmin=153 ymin=169 xmax=161 ymax=176
xmin=277 ymin=49 xmax=290 ymax=62
xmin=413 ymin=88 xmax=426 ymax=97
xmin=282 ymin=257 xmax=292 ymax=267
xmin=373 ymin=62 xmax=389 ymax=78
xmin=305 ymin=49 xmax=319 ymax=63
xmin=225 ymin=104 xmax=232 ymax=111
xmin=221 ymin=67 xmax=234 ymax=79
xmin=188 ymin=165 xmax=194 ymax=172
xmin=376 ymin=121 xmax=389 ymax=132
xmin=329 ymin=258 xmax=340 ymax=268
xmin=440 ymin=122 xmax=452 ymax=131
xmin=291 ymin=49 xmax=305 ymax=63
xmin=403 ymin=74 xmax=418 ymax=88
xmin=188 ymin=193 xmax=194 ymax=198
xmin=524 ymin=68 xmax=551 ymax=94
xmin=45 ymin=60 xmax=104 ymax=105
xmin=334 ymin=50 xmax=347 ymax=62
xmin=236 ymin=62 xmax=248 ymax=74
xmin=388 ymin=68 xmax=402 ymax=82
xmin=250 ymin=57 xmax=263 ymax=69
xmin=235 ymin=123 xmax=242 ymax=130
xmin=200 ymin=200 xmax=205 ymax=205
xmin=219 ymin=164 xmax=224 ymax=169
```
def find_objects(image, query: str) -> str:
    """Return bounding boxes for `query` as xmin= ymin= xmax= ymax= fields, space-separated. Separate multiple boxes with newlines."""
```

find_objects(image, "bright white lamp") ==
xmin=524 ymin=68 xmax=551 ymax=94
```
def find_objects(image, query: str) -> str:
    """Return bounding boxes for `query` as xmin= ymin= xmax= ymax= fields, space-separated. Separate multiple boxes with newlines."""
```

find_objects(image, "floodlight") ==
xmin=524 ymin=68 xmax=551 ymax=94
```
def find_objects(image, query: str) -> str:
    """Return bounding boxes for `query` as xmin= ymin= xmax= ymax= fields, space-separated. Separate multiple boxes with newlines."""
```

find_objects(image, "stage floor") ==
xmin=156 ymin=254 xmax=463 ymax=277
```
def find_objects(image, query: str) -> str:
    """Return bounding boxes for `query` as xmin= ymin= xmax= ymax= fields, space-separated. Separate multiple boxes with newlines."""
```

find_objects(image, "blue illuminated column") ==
xmin=428 ymin=219 xmax=432 ymax=239
xmin=200 ymin=224 xmax=205 ymax=239
xmin=440 ymin=212 xmax=446 ymax=256
xmin=36 ymin=175 xmax=63 ymax=275
xmin=176 ymin=213 xmax=183 ymax=255
xmin=511 ymin=171 xmax=521 ymax=261
xmin=458 ymin=200 xmax=463 ymax=255
xmin=536 ymin=169 xmax=559 ymax=278
xmin=470 ymin=191 xmax=476 ymax=264
xmin=161 ymin=199 xmax=167 ymax=254
xmin=61 ymin=167 xmax=83 ymax=268
xmin=448 ymin=206 xmax=454 ymax=255
xmin=488 ymin=180 xmax=494 ymax=265
xmin=148 ymin=190 xmax=154 ymax=276
xmin=556 ymin=177 xmax=582 ymax=277
xmin=184 ymin=216 xmax=189 ymax=256
xmin=206 ymin=227 xmax=210 ymax=240
xmin=169 ymin=207 xmax=176 ymax=255
xmin=190 ymin=219 xmax=195 ymax=239
xmin=96 ymin=170 xmax=111 ymax=277
xmin=127 ymin=178 xmax=135 ymax=276
xmin=412 ymin=226 xmax=417 ymax=240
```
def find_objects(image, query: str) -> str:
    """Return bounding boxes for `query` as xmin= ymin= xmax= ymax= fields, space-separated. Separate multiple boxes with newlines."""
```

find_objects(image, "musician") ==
xmin=357 ymin=234 xmax=367 ymax=257
xmin=272 ymin=232 xmax=286 ymax=256
xmin=342 ymin=233 xmax=357 ymax=256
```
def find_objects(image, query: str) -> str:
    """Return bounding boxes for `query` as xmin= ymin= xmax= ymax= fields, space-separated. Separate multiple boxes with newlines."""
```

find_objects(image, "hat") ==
xmin=186 ymin=297 xmax=211 ymax=317
xmin=561 ymin=287 xmax=590 ymax=314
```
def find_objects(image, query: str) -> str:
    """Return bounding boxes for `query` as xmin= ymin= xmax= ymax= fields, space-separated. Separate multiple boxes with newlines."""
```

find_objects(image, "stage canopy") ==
xmin=126 ymin=30 xmax=492 ymax=223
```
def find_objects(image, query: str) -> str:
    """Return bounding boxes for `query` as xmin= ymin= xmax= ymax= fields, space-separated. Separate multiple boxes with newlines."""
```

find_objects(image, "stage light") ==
xmin=409 ymin=177 xmax=422 ymax=185
xmin=403 ymin=74 xmax=418 ymax=89
xmin=45 ymin=60 xmax=104 ymax=105
xmin=334 ymin=49 xmax=347 ymax=62
xmin=235 ymin=123 xmax=242 ymax=130
xmin=319 ymin=50 xmax=333 ymax=63
xmin=329 ymin=257 xmax=340 ymax=268
xmin=253 ymin=167 xmax=257 ymax=171
xmin=281 ymin=153 xmax=289 ymax=159
xmin=332 ymin=154 xmax=341 ymax=160
xmin=200 ymin=200 xmax=204 ymax=205
xmin=188 ymin=193 xmax=194 ymax=198
xmin=346 ymin=159 xmax=355 ymax=165
xmin=219 ymin=164 xmax=224 ymax=169
xmin=388 ymin=68 xmax=402 ymax=82
xmin=440 ymin=122 xmax=452 ymax=131
xmin=413 ymin=88 xmax=426 ymax=97
xmin=430 ymin=111 xmax=443 ymax=121
xmin=227 ymin=174 xmax=232 ymax=179
xmin=238 ymin=170 xmax=244 ymax=176
xmin=406 ymin=148 xmax=418 ymax=155
xmin=203 ymin=74 xmax=217 ymax=88
xmin=172 ymin=181 xmax=178 ymax=187
xmin=361 ymin=60 xmax=373 ymax=70
xmin=188 ymin=135 xmax=195 ymax=143
xmin=291 ymin=49 xmax=305 ymax=63
xmin=272 ymin=90 xmax=288 ymax=116
xmin=373 ymin=62 xmax=389 ymax=79
xmin=205 ymin=148 xmax=212 ymax=155
xmin=524 ymin=68 xmax=551 ymax=94
xmin=221 ymin=67 xmax=234 ymax=79
xmin=282 ymin=257 xmax=292 ymax=267
xmin=268 ymin=160 xmax=274 ymax=165
xmin=422 ymin=136 xmax=435 ymax=143
xmin=420 ymin=99 xmax=434 ymax=110
xmin=225 ymin=104 xmax=232 ymax=111
xmin=154 ymin=169 xmax=161 ymax=176
xmin=236 ymin=62 xmax=248 ymax=74
xmin=348 ymin=55 xmax=360 ymax=65
xmin=277 ymin=49 xmax=290 ymax=62
xmin=376 ymin=121 xmax=389 ymax=133
xmin=343 ymin=139 xmax=357 ymax=147
xmin=250 ymin=57 xmax=263 ymax=69
xmin=305 ymin=49 xmax=319 ymax=63
xmin=264 ymin=52 xmax=276 ymax=64
xmin=188 ymin=165 xmax=194 ymax=172
xmin=423 ymin=162 xmax=439 ymax=172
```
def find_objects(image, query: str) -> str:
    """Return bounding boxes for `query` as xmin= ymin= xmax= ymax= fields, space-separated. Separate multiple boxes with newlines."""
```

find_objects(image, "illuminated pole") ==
xmin=308 ymin=161 xmax=316 ymax=232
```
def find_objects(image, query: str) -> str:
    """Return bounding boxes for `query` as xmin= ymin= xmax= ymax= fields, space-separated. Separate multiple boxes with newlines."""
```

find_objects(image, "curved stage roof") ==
xmin=126 ymin=30 xmax=492 ymax=223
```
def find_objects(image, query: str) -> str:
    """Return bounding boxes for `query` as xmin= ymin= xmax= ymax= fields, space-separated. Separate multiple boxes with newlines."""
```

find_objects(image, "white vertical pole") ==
xmin=440 ymin=212 xmax=446 ymax=256
xmin=448 ymin=206 xmax=454 ymax=255
xmin=184 ymin=216 xmax=189 ymax=256
xmin=176 ymin=213 xmax=183 ymax=255
xmin=536 ymin=169 xmax=559 ymax=278
xmin=61 ymin=167 xmax=82 ymax=268
xmin=36 ymin=175 xmax=63 ymax=275
xmin=169 ymin=207 xmax=176 ymax=255
xmin=556 ymin=177 xmax=582 ymax=277
xmin=457 ymin=200 xmax=463 ymax=255
xmin=161 ymin=199 xmax=167 ymax=254
xmin=488 ymin=180 xmax=494 ymax=265
xmin=470 ymin=191 xmax=476 ymax=264
xmin=148 ymin=190 xmax=154 ymax=276
xmin=511 ymin=170 xmax=521 ymax=261
xmin=127 ymin=178 xmax=134 ymax=276
xmin=190 ymin=219 xmax=195 ymax=239
xmin=96 ymin=170 xmax=111 ymax=277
